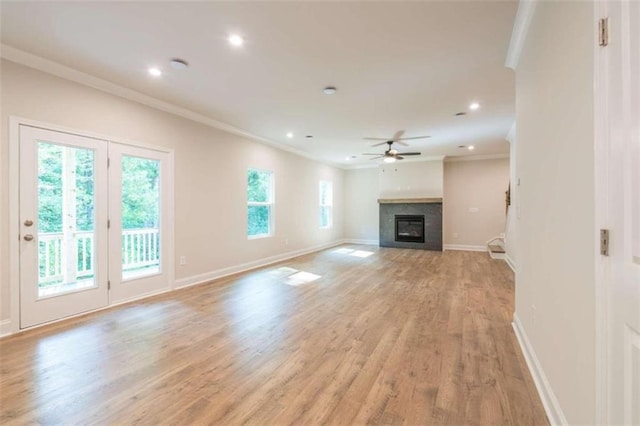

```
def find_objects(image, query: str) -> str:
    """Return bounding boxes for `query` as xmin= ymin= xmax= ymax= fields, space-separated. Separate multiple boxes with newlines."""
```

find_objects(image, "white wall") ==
xmin=0 ymin=59 xmax=345 ymax=323
xmin=378 ymin=160 xmax=443 ymax=199
xmin=515 ymin=1 xmax=595 ymax=424
xmin=344 ymin=167 xmax=379 ymax=242
xmin=443 ymin=158 xmax=509 ymax=248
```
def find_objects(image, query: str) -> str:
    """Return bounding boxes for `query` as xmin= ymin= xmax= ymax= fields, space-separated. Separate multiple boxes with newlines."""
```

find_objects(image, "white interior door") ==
xmin=108 ymin=143 xmax=172 ymax=303
xmin=19 ymin=125 xmax=109 ymax=328
xmin=601 ymin=2 xmax=640 ymax=424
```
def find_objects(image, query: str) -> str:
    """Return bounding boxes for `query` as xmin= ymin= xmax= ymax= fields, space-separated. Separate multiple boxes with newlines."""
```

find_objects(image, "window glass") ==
xmin=248 ymin=169 xmax=274 ymax=237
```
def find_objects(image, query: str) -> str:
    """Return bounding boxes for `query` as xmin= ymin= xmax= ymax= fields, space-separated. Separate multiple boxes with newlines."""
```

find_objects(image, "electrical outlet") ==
xmin=180 ymin=256 xmax=186 ymax=266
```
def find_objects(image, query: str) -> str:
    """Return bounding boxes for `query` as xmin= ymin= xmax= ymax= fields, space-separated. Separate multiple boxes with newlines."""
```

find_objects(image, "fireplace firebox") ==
xmin=394 ymin=215 xmax=425 ymax=243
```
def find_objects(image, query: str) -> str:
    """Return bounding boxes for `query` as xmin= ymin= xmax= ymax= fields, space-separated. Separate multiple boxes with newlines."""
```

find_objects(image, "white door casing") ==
xmin=10 ymin=118 xmax=175 ymax=331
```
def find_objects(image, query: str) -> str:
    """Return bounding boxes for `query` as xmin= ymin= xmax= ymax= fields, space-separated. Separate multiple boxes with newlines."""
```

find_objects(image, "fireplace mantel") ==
xmin=377 ymin=197 xmax=443 ymax=204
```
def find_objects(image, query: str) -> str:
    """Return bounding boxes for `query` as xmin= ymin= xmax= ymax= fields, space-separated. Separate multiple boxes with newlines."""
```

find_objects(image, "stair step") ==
xmin=488 ymin=244 xmax=505 ymax=254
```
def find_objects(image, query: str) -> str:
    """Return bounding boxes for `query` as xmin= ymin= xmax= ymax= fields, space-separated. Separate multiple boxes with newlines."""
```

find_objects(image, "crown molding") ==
xmin=505 ymin=0 xmax=538 ymax=70
xmin=0 ymin=44 xmax=344 ymax=169
xmin=444 ymin=153 xmax=510 ymax=163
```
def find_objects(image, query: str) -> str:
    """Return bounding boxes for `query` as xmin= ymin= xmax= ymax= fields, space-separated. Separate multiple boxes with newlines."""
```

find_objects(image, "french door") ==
xmin=18 ymin=124 xmax=172 ymax=329
xmin=108 ymin=143 xmax=171 ymax=303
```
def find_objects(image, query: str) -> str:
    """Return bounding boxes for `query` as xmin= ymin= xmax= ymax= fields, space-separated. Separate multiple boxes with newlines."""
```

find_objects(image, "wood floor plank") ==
xmin=0 ymin=246 xmax=548 ymax=425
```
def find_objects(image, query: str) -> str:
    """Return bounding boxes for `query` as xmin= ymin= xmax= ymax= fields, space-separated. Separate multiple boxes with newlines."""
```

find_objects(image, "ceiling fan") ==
xmin=363 ymin=130 xmax=430 ymax=147
xmin=362 ymin=141 xmax=422 ymax=163
xmin=362 ymin=131 xmax=426 ymax=162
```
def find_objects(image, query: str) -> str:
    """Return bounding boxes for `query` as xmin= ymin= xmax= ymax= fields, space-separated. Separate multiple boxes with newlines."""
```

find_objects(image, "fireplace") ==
xmin=379 ymin=198 xmax=442 ymax=251
xmin=394 ymin=215 xmax=425 ymax=243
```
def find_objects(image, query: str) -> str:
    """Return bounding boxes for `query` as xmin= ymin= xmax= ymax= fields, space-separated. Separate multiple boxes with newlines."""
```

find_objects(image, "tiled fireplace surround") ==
xmin=378 ymin=198 xmax=443 ymax=251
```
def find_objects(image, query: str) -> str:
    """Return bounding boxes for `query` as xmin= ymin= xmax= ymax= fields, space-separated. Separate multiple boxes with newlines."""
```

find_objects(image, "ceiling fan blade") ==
xmin=363 ymin=137 xmax=390 ymax=141
xmin=394 ymin=140 xmax=409 ymax=146
xmin=391 ymin=130 xmax=405 ymax=141
xmin=362 ymin=153 xmax=382 ymax=155
xmin=370 ymin=141 xmax=391 ymax=147
xmin=395 ymin=155 xmax=405 ymax=160
xmin=398 ymin=152 xmax=421 ymax=156
xmin=397 ymin=135 xmax=430 ymax=140
xmin=369 ymin=156 xmax=383 ymax=160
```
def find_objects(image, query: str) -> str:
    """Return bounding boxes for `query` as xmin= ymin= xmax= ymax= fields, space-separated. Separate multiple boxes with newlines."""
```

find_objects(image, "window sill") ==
xmin=248 ymin=233 xmax=272 ymax=240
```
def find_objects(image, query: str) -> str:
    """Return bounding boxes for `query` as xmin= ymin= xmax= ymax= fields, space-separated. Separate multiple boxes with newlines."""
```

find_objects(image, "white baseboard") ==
xmin=512 ymin=314 xmax=567 ymax=426
xmin=343 ymin=238 xmax=379 ymax=246
xmin=505 ymin=254 xmax=516 ymax=273
xmin=443 ymin=244 xmax=487 ymax=252
xmin=175 ymin=239 xmax=346 ymax=289
xmin=0 ymin=319 xmax=12 ymax=337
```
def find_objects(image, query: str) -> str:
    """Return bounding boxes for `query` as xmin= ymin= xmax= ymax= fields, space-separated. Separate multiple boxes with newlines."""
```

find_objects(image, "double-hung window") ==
xmin=319 ymin=180 xmax=333 ymax=229
xmin=247 ymin=168 xmax=274 ymax=238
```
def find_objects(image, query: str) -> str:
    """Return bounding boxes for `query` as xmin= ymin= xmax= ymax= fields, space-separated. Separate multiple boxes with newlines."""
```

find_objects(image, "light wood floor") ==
xmin=0 ymin=245 xmax=548 ymax=425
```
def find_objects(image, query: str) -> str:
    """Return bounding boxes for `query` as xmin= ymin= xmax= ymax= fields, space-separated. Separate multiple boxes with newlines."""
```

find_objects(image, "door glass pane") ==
xmin=121 ymin=155 xmax=161 ymax=280
xmin=37 ymin=142 xmax=96 ymax=297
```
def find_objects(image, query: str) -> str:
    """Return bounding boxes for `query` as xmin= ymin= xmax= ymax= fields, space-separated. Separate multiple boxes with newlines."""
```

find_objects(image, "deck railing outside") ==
xmin=38 ymin=228 xmax=160 ymax=285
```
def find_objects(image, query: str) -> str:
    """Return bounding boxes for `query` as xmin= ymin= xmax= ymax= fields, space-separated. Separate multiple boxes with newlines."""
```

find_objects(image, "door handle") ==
xmin=24 ymin=220 xmax=34 ymax=227
xmin=23 ymin=234 xmax=34 ymax=241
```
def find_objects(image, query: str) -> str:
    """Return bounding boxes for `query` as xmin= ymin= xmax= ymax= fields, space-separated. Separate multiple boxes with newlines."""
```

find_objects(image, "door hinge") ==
xmin=599 ymin=17 xmax=609 ymax=46
xmin=107 ymin=219 xmax=111 ymax=229
xmin=107 ymin=157 xmax=110 ymax=167
xmin=600 ymin=229 xmax=610 ymax=256
xmin=108 ymin=280 xmax=111 ymax=290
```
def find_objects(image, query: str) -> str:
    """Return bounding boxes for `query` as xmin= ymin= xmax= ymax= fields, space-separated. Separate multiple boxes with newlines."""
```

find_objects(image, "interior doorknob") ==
xmin=23 ymin=234 xmax=34 ymax=241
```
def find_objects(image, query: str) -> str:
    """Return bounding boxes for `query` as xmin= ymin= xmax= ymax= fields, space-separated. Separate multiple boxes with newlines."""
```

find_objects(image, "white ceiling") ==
xmin=0 ymin=1 xmax=516 ymax=167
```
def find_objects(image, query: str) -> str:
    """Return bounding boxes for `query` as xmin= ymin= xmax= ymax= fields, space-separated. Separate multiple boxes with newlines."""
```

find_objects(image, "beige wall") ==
xmin=379 ymin=160 xmax=443 ymax=199
xmin=515 ymin=1 xmax=595 ymax=424
xmin=443 ymin=158 xmax=509 ymax=248
xmin=0 ymin=59 xmax=345 ymax=323
xmin=344 ymin=168 xmax=379 ymax=242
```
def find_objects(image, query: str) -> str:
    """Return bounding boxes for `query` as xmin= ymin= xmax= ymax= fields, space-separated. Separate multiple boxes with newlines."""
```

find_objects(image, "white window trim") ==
xmin=247 ymin=168 xmax=274 ymax=239
xmin=319 ymin=180 xmax=333 ymax=229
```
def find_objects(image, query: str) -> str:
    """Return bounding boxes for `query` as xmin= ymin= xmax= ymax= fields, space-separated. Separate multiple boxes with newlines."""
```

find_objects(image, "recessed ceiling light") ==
xmin=455 ymin=112 xmax=467 ymax=116
xmin=286 ymin=132 xmax=294 ymax=138
xmin=170 ymin=59 xmax=188 ymax=70
xmin=323 ymin=86 xmax=337 ymax=95
xmin=469 ymin=102 xmax=480 ymax=110
xmin=468 ymin=145 xmax=475 ymax=150
xmin=306 ymin=135 xmax=314 ymax=139
xmin=148 ymin=67 xmax=162 ymax=77
xmin=458 ymin=145 xmax=466 ymax=148
xmin=351 ymin=155 xmax=357 ymax=159
xmin=228 ymin=34 xmax=244 ymax=47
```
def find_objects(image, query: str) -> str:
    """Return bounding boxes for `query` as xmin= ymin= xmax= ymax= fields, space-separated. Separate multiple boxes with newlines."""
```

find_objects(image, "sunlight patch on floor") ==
xmin=332 ymin=248 xmax=374 ymax=258
xmin=268 ymin=267 xmax=299 ymax=278
xmin=284 ymin=271 xmax=322 ymax=286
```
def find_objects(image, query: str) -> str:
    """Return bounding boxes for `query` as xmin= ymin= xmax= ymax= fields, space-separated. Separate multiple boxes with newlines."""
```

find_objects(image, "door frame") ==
xmin=8 ymin=116 xmax=175 ymax=333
